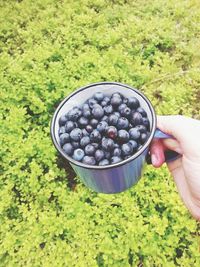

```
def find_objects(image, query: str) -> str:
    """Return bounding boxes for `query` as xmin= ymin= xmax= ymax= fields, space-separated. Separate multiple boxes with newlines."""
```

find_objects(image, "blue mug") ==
xmin=51 ymin=82 xmax=180 ymax=194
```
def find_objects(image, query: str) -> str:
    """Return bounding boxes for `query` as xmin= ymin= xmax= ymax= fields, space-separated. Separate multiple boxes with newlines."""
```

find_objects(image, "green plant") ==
xmin=0 ymin=0 xmax=200 ymax=266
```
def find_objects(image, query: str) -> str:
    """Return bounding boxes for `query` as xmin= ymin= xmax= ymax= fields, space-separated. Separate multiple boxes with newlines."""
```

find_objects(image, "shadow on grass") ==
xmin=56 ymin=154 xmax=77 ymax=191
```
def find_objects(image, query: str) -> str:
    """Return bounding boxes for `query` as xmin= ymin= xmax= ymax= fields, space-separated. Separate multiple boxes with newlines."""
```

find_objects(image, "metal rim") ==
xmin=50 ymin=81 xmax=157 ymax=170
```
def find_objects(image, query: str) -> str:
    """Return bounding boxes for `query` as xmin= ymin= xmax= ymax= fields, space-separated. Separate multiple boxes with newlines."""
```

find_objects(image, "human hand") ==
xmin=150 ymin=115 xmax=200 ymax=221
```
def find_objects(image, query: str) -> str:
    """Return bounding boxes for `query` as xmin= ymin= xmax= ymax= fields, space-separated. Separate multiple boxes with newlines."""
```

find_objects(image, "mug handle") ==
xmin=146 ymin=128 xmax=181 ymax=164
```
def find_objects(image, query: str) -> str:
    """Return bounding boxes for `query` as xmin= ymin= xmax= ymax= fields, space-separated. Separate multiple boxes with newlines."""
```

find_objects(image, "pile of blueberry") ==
xmin=58 ymin=92 xmax=150 ymax=166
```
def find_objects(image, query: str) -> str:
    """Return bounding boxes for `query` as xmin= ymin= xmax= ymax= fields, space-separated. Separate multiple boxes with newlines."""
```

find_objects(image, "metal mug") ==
xmin=51 ymin=82 xmax=180 ymax=194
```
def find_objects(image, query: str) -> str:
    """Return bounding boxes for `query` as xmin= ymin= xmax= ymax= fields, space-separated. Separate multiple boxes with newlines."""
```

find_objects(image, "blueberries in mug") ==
xmin=95 ymin=149 xmax=105 ymax=162
xmin=85 ymin=144 xmax=96 ymax=156
xmin=59 ymin=115 xmax=68 ymax=126
xmin=117 ymin=117 xmax=129 ymax=129
xmin=106 ymin=126 xmax=117 ymax=139
xmin=99 ymin=159 xmax=109 ymax=166
xmin=72 ymin=148 xmax=85 ymax=161
xmin=80 ymin=136 xmax=90 ymax=147
xmin=62 ymin=143 xmax=74 ymax=156
xmin=111 ymin=156 xmax=122 ymax=164
xmin=92 ymin=105 xmax=104 ymax=119
xmin=65 ymin=121 xmax=75 ymax=133
xmin=58 ymin=91 xmax=150 ymax=166
xmin=129 ymin=128 xmax=141 ymax=140
xmin=97 ymin=121 xmax=108 ymax=133
xmin=59 ymin=126 xmax=66 ymax=135
xmin=82 ymin=156 xmax=96 ymax=165
xmin=90 ymin=129 xmax=101 ymax=142
xmin=104 ymin=105 xmax=113 ymax=115
xmin=60 ymin=133 xmax=70 ymax=146
xmin=70 ymin=128 xmax=82 ymax=141
xmin=127 ymin=97 xmax=139 ymax=109
xmin=94 ymin=92 xmax=104 ymax=102
xmin=118 ymin=129 xmax=129 ymax=143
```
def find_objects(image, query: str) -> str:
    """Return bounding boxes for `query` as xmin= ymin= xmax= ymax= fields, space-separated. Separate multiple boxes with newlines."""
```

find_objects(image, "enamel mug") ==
xmin=51 ymin=82 xmax=180 ymax=194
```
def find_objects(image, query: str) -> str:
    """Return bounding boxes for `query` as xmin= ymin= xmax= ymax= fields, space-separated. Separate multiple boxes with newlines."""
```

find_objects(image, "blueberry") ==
xmin=92 ymin=106 xmax=104 ymax=119
xmin=91 ymin=143 xmax=99 ymax=149
xmin=114 ymin=112 xmax=120 ymax=118
xmin=102 ymin=96 xmax=110 ymax=105
xmin=97 ymin=121 xmax=108 ymax=133
xmin=82 ymin=129 xmax=89 ymax=136
xmin=70 ymin=128 xmax=82 ymax=141
xmin=101 ymin=115 xmax=109 ymax=122
xmin=71 ymin=141 xmax=80 ymax=149
xmin=90 ymin=129 xmax=101 ymax=142
xmin=140 ymin=133 xmax=148 ymax=144
xmin=111 ymin=156 xmax=122 ymax=164
xmin=102 ymin=138 xmax=115 ymax=152
xmin=123 ymin=98 xmax=128 ymax=104
xmin=120 ymin=107 xmax=131 ymax=118
xmin=62 ymin=143 xmax=74 ymax=156
xmin=118 ymin=103 xmax=127 ymax=113
xmin=90 ymin=119 xmax=99 ymax=128
xmin=72 ymin=148 xmax=85 ymax=161
xmin=142 ymin=117 xmax=150 ymax=129
xmin=117 ymin=117 xmax=129 ymax=129
xmin=104 ymin=151 xmax=111 ymax=159
xmin=82 ymin=156 xmax=96 ymax=165
xmin=108 ymin=114 xmax=118 ymax=126
xmin=113 ymin=147 xmax=121 ymax=157
xmin=121 ymin=143 xmax=133 ymax=156
xmin=112 ymin=93 xmax=122 ymax=98
xmin=94 ymin=92 xmax=104 ymax=102
xmin=135 ymin=125 xmax=147 ymax=133
xmin=83 ymin=109 xmax=91 ymax=118
xmin=88 ymin=98 xmax=98 ymax=109
xmin=130 ymin=112 xmax=143 ymax=126
xmin=129 ymin=128 xmax=141 ymax=140
xmin=118 ymin=129 xmax=129 ymax=143
xmin=80 ymin=136 xmax=90 ymax=147
xmin=111 ymin=96 xmax=122 ymax=107
xmin=58 ymin=126 xmax=66 ymax=135
xmin=67 ymin=108 xmax=82 ymax=121
xmin=65 ymin=121 xmax=75 ymax=133
xmin=114 ymin=143 xmax=119 ymax=148
xmin=60 ymin=133 xmax=70 ymax=146
xmin=95 ymin=149 xmax=105 ymax=162
xmin=127 ymin=97 xmax=140 ymax=109
xmin=137 ymin=107 xmax=147 ymax=117
xmin=101 ymin=101 xmax=107 ymax=107
xmin=129 ymin=140 xmax=138 ymax=151
xmin=85 ymin=144 xmax=96 ymax=156
xmin=83 ymin=103 xmax=90 ymax=110
xmin=104 ymin=105 xmax=113 ymax=115
xmin=106 ymin=126 xmax=117 ymax=139
xmin=86 ymin=125 xmax=93 ymax=133
xmin=78 ymin=117 xmax=88 ymax=128
xmin=99 ymin=159 xmax=109 ymax=166
xmin=59 ymin=115 xmax=68 ymax=126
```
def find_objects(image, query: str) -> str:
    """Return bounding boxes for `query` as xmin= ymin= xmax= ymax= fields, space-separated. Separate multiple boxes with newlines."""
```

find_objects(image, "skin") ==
xmin=150 ymin=115 xmax=200 ymax=221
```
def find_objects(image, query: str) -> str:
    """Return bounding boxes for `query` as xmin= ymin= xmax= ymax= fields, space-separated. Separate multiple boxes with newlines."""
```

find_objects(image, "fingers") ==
xmin=162 ymin=139 xmax=183 ymax=154
xmin=157 ymin=115 xmax=188 ymax=142
xmin=150 ymin=139 xmax=165 ymax=168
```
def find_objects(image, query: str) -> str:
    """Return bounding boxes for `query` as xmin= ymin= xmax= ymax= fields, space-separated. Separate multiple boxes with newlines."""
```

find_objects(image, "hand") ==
xmin=150 ymin=115 xmax=200 ymax=221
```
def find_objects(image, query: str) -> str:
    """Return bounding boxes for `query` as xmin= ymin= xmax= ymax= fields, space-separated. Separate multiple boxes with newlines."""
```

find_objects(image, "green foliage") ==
xmin=0 ymin=0 xmax=200 ymax=266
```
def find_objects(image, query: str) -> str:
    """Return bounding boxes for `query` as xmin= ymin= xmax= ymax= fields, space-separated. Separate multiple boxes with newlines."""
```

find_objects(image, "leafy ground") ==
xmin=0 ymin=0 xmax=200 ymax=266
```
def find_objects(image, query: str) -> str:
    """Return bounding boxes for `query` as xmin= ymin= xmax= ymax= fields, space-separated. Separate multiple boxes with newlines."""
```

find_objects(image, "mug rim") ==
xmin=50 ymin=81 xmax=157 ymax=170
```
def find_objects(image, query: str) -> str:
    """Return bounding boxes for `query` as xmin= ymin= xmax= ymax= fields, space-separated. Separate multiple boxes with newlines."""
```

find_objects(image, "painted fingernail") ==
xmin=151 ymin=154 xmax=157 ymax=166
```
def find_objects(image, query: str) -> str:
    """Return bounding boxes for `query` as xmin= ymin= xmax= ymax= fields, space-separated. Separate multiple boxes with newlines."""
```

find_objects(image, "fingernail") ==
xmin=151 ymin=154 xmax=157 ymax=166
